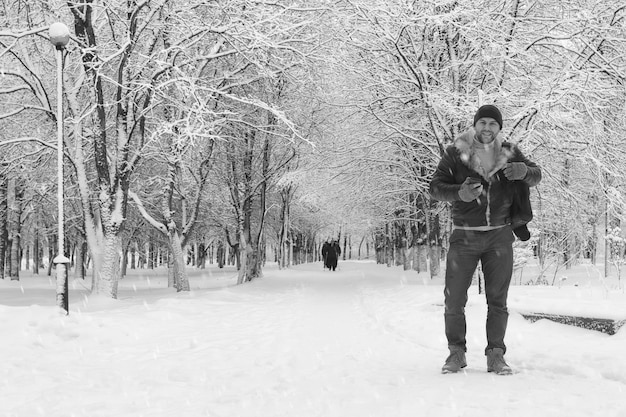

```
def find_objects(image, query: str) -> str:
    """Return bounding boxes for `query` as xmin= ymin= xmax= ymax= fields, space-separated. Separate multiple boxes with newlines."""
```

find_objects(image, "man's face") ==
xmin=474 ymin=117 xmax=500 ymax=144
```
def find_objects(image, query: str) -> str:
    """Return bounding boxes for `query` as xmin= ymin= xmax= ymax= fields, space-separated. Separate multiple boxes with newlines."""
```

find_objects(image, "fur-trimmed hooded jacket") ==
xmin=429 ymin=129 xmax=541 ymax=229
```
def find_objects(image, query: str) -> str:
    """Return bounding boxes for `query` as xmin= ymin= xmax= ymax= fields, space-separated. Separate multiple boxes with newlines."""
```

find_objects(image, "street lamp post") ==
xmin=49 ymin=22 xmax=71 ymax=314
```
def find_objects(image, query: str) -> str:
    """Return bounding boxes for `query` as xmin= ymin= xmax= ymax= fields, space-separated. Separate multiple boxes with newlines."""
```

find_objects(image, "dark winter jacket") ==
xmin=429 ymin=129 xmax=541 ymax=231
xmin=322 ymin=241 xmax=341 ymax=269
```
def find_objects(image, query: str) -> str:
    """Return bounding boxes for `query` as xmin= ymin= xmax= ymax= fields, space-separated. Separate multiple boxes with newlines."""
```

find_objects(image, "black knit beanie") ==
xmin=473 ymin=105 xmax=503 ymax=129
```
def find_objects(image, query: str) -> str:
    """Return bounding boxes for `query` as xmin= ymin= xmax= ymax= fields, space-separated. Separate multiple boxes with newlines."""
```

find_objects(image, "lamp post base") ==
xmin=54 ymin=255 xmax=71 ymax=314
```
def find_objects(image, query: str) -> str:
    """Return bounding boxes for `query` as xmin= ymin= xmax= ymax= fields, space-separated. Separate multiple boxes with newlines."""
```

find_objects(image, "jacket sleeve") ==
xmin=429 ymin=146 xmax=462 ymax=202
xmin=513 ymin=146 xmax=542 ymax=187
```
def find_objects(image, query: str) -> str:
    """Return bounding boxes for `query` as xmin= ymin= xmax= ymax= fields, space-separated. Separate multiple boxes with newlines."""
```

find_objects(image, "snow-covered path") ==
xmin=1 ymin=261 xmax=625 ymax=417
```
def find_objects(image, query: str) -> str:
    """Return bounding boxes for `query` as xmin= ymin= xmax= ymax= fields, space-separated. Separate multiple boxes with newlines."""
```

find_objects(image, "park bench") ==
xmin=519 ymin=312 xmax=626 ymax=335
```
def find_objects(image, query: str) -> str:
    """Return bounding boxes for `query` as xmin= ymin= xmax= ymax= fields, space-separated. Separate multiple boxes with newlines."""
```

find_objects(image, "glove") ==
xmin=503 ymin=162 xmax=528 ymax=180
xmin=458 ymin=177 xmax=483 ymax=202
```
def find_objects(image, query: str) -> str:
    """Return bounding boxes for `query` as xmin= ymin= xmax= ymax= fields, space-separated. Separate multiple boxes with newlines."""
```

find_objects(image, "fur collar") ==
xmin=454 ymin=128 xmax=514 ymax=180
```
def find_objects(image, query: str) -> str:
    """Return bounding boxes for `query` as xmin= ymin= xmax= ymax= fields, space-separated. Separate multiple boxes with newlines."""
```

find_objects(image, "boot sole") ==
xmin=488 ymin=368 xmax=514 ymax=375
xmin=441 ymin=365 xmax=467 ymax=374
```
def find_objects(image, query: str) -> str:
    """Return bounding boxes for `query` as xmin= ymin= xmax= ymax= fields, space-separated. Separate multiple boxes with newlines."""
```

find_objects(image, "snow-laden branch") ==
xmin=152 ymin=78 xmax=311 ymax=145
xmin=128 ymin=190 xmax=167 ymax=234
xmin=0 ymin=136 xmax=77 ymax=171
xmin=0 ymin=26 xmax=48 ymax=60
xmin=0 ymin=85 xmax=29 ymax=94
xmin=0 ymin=105 xmax=53 ymax=120
xmin=0 ymin=136 xmax=57 ymax=150
xmin=0 ymin=27 xmax=46 ymax=39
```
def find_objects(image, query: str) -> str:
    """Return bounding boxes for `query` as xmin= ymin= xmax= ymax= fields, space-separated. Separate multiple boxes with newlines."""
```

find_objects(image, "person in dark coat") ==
xmin=321 ymin=239 xmax=341 ymax=271
xmin=321 ymin=240 xmax=332 ymax=269
xmin=329 ymin=240 xmax=341 ymax=271
xmin=429 ymin=104 xmax=541 ymax=375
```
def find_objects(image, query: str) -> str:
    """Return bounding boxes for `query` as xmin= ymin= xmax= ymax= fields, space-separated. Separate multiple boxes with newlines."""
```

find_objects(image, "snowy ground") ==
xmin=1 ymin=260 xmax=625 ymax=417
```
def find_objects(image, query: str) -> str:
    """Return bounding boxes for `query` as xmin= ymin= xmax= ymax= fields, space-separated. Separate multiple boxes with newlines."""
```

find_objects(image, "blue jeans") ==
xmin=444 ymin=226 xmax=514 ymax=354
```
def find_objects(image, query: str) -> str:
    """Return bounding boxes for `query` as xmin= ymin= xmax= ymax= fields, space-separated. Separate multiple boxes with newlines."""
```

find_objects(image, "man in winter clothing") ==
xmin=429 ymin=104 xmax=542 ymax=375
xmin=322 ymin=240 xmax=331 ymax=269
xmin=328 ymin=240 xmax=341 ymax=271
xmin=321 ymin=239 xmax=341 ymax=271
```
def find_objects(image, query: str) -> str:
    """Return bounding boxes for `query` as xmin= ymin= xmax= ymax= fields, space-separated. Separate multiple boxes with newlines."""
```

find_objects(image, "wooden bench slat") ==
xmin=520 ymin=313 xmax=626 ymax=335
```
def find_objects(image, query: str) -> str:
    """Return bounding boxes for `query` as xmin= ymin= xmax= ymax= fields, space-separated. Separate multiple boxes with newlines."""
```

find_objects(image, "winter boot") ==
xmin=441 ymin=347 xmax=467 ymax=374
xmin=486 ymin=348 xmax=513 ymax=375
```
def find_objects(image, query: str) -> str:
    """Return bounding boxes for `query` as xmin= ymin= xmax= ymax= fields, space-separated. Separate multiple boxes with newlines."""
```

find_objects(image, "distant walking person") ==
xmin=429 ymin=104 xmax=542 ymax=375
xmin=322 ymin=240 xmax=331 ymax=269
xmin=330 ymin=240 xmax=341 ymax=270
xmin=322 ymin=239 xmax=341 ymax=271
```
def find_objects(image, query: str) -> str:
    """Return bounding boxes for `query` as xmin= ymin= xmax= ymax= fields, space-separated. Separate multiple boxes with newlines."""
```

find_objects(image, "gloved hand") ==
xmin=503 ymin=162 xmax=528 ymax=180
xmin=458 ymin=177 xmax=483 ymax=202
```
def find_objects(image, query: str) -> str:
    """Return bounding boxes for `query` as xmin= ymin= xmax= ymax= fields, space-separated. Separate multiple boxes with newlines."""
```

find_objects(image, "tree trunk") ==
xmin=198 ymin=242 xmax=206 ymax=268
xmin=191 ymin=241 xmax=198 ymax=267
xmin=73 ymin=240 xmax=82 ymax=279
xmin=148 ymin=241 xmax=155 ymax=269
xmin=403 ymin=246 xmax=411 ymax=271
xmin=237 ymin=226 xmax=248 ymax=285
xmin=414 ymin=244 xmax=428 ymax=273
xmin=9 ymin=179 xmax=24 ymax=281
xmin=169 ymin=230 xmax=189 ymax=291
xmin=385 ymin=223 xmax=392 ymax=267
xmin=130 ymin=244 xmax=136 ymax=270
xmin=0 ymin=175 xmax=7 ymax=279
xmin=217 ymin=242 xmax=225 ymax=268
xmin=167 ymin=248 xmax=175 ymax=288
xmin=589 ymin=222 xmax=597 ymax=265
xmin=278 ymin=186 xmax=292 ymax=269
xmin=427 ymin=203 xmax=442 ymax=279
xmin=357 ymin=235 xmax=366 ymax=260
xmin=289 ymin=231 xmax=295 ymax=267
xmin=73 ymin=240 xmax=87 ymax=279
xmin=5 ymin=237 xmax=11 ymax=278
xmin=33 ymin=228 xmax=40 ymax=275
xmin=121 ymin=244 xmax=129 ymax=278
xmin=243 ymin=133 xmax=270 ymax=280
xmin=245 ymin=244 xmax=261 ymax=282
xmin=47 ymin=234 xmax=56 ymax=276
xmin=429 ymin=246 xmax=441 ymax=278
xmin=93 ymin=233 xmax=121 ymax=298
xmin=137 ymin=242 xmax=145 ymax=268
xmin=236 ymin=132 xmax=253 ymax=285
